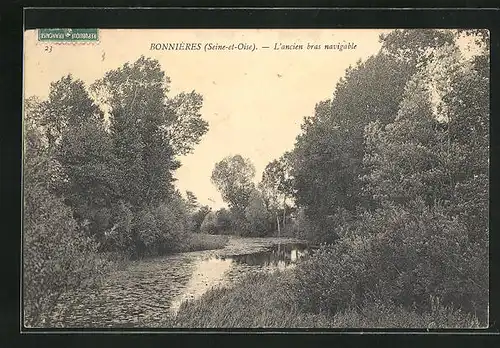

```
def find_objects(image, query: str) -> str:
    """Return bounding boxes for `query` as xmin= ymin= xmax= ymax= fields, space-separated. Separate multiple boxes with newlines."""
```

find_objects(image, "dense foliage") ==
xmin=211 ymin=155 xmax=256 ymax=214
xmin=23 ymin=56 xmax=214 ymax=326
xmin=285 ymin=29 xmax=489 ymax=323
xmin=23 ymin=97 xmax=111 ymax=326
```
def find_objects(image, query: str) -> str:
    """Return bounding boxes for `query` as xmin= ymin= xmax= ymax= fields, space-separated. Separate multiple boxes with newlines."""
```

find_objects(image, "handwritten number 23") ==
xmin=44 ymin=45 xmax=52 ymax=53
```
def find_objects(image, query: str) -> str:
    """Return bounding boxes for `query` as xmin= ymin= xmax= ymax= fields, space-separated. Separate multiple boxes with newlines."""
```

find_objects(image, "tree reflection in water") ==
xmin=221 ymin=243 xmax=310 ymax=267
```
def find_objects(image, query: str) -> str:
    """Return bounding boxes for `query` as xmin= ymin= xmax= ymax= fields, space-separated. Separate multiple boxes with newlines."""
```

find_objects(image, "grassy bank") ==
xmin=167 ymin=271 xmax=334 ymax=328
xmin=165 ymin=271 xmax=481 ymax=328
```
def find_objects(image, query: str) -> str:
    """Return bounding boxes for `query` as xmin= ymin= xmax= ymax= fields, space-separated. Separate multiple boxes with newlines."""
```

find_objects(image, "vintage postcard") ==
xmin=23 ymin=28 xmax=489 ymax=329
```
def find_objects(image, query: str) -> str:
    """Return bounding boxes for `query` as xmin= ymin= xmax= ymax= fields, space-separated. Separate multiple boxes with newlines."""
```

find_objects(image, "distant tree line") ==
xmin=194 ymin=154 xmax=297 ymax=237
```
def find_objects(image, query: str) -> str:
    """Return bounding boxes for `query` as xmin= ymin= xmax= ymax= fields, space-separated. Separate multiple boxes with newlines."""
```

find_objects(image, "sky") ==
xmin=24 ymin=29 xmax=390 ymax=209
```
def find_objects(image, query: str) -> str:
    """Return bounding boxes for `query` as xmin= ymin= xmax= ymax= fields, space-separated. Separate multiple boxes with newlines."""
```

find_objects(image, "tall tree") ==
xmin=211 ymin=155 xmax=256 ymax=215
xmin=92 ymin=56 xmax=209 ymax=206
xmin=290 ymin=29 xmax=456 ymax=241
xmin=107 ymin=104 xmax=146 ymax=208
xmin=34 ymin=75 xmax=104 ymax=148
xmin=244 ymin=189 xmax=272 ymax=237
xmin=186 ymin=191 xmax=199 ymax=211
xmin=164 ymin=91 xmax=209 ymax=156
xmin=92 ymin=56 xmax=175 ymax=205
xmin=259 ymin=152 xmax=294 ymax=232
xmin=31 ymin=75 xmax=116 ymax=239
xmin=363 ymin=41 xmax=488 ymax=225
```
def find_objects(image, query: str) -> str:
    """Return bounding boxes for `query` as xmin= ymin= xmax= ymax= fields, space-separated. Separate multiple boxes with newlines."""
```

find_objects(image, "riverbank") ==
xmin=180 ymin=233 xmax=230 ymax=253
xmin=164 ymin=269 xmax=482 ymax=328
xmin=164 ymin=270 xmax=334 ymax=328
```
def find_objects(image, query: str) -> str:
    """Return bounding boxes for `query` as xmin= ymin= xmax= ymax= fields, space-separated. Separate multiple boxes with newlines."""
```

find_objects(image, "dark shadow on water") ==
xmin=169 ymin=242 xmax=315 ymax=314
xmin=217 ymin=243 xmax=312 ymax=267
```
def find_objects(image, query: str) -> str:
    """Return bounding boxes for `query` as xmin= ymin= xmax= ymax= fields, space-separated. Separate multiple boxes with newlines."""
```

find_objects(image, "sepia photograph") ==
xmin=22 ymin=28 xmax=489 ymax=329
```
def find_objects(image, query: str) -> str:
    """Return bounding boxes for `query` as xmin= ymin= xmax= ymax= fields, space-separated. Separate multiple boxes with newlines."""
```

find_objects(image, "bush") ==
xmin=103 ymin=195 xmax=226 ymax=258
xmin=152 ymin=196 xmax=191 ymax=254
xmin=199 ymin=208 xmax=238 ymax=235
xmin=190 ymin=206 xmax=211 ymax=232
xmin=101 ymin=200 xmax=134 ymax=256
xmin=200 ymin=211 xmax=218 ymax=234
xmin=23 ymin=184 xmax=110 ymax=327
xmin=133 ymin=208 xmax=160 ymax=257
xmin=102 ymin=194 xmax=196 ymax=258
xmin=295 ymin=199 xmax=488 ymax=323
xmin=215 ymin=208 xmax=234 ymax=234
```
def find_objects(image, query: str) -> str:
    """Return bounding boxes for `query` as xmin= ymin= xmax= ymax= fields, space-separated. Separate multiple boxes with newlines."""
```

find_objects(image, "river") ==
xmin=48 ymin=236 xmax=311 ymax=328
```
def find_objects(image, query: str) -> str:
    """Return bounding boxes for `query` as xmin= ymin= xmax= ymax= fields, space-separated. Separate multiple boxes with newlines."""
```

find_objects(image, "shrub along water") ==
xmin=23 ymin=184 xmax=112 ymax=327
xmin=166 ymin=270 xmax=481 ymax=328
xmin=294 ymin=200 xmax=488 ymax=324
xmin=23 ymin=139 xmax=112 ymax=326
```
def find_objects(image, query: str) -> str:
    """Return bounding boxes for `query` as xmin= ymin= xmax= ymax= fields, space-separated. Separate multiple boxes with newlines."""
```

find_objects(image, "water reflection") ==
xmin=170 ymin=243 xmax=311 ymax=312
xmin=170 ymin=257 xmax=233 ymax=313
xmin=220 ymin=243 xmax=310 ymax=267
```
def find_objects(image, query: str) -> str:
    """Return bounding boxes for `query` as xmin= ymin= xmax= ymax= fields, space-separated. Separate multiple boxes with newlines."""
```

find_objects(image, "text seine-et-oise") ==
xmin=149 ymin=42 xmax=358 ymax=51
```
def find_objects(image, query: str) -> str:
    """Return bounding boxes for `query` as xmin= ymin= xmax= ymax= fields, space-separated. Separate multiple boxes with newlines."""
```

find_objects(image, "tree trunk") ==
xmin=276 ymin=213 xmax=280 ymax=238
xmin=282 ymin=195 xmax=286 ymax=228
